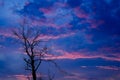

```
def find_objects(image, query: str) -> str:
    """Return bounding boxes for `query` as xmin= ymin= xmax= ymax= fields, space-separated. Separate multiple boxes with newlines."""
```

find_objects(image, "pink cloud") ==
xmin=62 ymin=72 xmax=88 ymax=80
xmin=11 ymin=74 xmax=45 ymax=80
xmin=73 ymin=7 xmax=104 ymax=29
xmin=74 ymin=7 xmax=89 ymax=18
xmin=28 ymin=2 xmax=103 ymax=30
xmin=38 ymin=32 xmax=76 ymax=41
xmin=99 ymin=55 xmax=120 ymax=62
xmin=96 ymin=66 xmax=120 ymax=71
xmin=86 ymin=19 xmax=104 ymax=29
xmin=44 ymin=49 xmax=120 ymax=62
xmin=39 ymin=8 xmax=52 ymax=14
xmin=38 ymin=5 xmax=73 ymax=29
xmin=14 ymin=75 xmax=28 ymax=80
xmin=39 ymin=1 xmax=68 ymax=14
xmin=0 ymin=28 xmax=16 ymax=38
xmin=0 ymin=26 xmax=76 ymax=41
xmin=31 ymin=20 xmax=70 ymax=29
xmin=45 ymin=49 xmax=101 ymax=60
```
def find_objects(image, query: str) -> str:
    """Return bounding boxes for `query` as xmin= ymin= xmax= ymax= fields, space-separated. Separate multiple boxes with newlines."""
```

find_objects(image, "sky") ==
xmin=0 ymin=0 xmax=120 ymax=80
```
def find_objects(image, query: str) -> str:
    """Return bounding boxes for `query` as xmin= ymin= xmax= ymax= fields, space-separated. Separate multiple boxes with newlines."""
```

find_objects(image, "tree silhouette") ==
xmin=12 ymin=19 xmax=67 ymax=80
xmin=13 ymin=25 xmax=48 ymax=80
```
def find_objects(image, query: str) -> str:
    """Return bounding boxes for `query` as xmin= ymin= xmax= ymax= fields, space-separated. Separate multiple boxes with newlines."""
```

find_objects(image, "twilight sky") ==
xmin=0 ymin=0 xmax=120 ymax=80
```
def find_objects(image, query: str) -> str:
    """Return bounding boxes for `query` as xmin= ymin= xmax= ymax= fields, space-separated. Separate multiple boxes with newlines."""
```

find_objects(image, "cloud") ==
xmin=45 ymin=48 xmax=120 ymax=62
xmin=14 ymin=75 xmax=27 ymax=80
xmin=0 ymin=26 xmax=77 ymax=41
xmin=52 ymin=49 xmax=98 ymax=59
xmin=38 ymin=32 xmax=76 ymax=41
xmin=18 ymin=0 xmax=103 ymax=30
xmin=96 ymin=66 xmax=120 ymax=71
xmin=0 ymin=28 xmax=14 ymax=38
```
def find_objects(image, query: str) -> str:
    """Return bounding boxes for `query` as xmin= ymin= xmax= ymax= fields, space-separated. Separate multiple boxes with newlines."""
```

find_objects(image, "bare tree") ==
xmin=12 ymin=19 xmax=68 ymax=80
xmin=13 ymin=25 xmax=47 ymax=80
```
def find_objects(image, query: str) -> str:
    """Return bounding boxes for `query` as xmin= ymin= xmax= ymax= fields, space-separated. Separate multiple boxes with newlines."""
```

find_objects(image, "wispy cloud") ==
xmin=96 ymin=66 xmax=120 ymax=71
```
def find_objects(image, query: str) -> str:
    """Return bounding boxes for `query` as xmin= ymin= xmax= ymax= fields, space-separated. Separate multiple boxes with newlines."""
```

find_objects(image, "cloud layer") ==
xmin=0 ymin=0 xmax=120 ymax=80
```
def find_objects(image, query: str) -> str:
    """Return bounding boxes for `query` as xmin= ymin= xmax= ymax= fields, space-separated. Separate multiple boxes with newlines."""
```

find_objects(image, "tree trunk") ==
xmin=32 ymin=69 xmax=36 ymax=80
xmin=31 ymin=59 xmax=37 ymax=80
